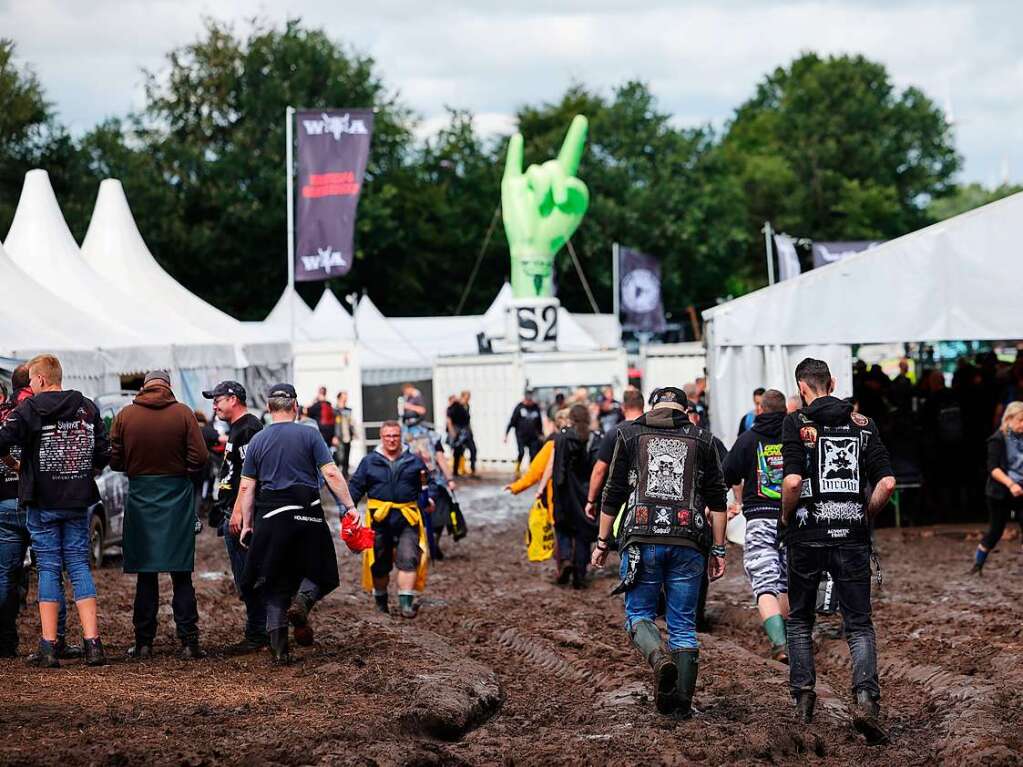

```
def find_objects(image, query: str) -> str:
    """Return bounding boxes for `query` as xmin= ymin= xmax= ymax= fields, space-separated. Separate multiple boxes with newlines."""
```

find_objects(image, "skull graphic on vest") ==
xmin=644 ymin=437 xmax=689 ymax=501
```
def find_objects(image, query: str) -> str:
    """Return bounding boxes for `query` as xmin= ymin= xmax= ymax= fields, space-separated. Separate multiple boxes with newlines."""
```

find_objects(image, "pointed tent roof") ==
xmin=81 ymin=179 xmax=245 ymax=338
xmin=4 ymin=170 xmax=221 ymax=350
xmin=0 ymin=233 xmax=142 ymax=355
xmin=306 ymin=288 xmax=356 ymax=341
xmin=354 ymin=294 xmax=430 ymax=369
xmin=266 ymin=285 xmax=313 ymax=327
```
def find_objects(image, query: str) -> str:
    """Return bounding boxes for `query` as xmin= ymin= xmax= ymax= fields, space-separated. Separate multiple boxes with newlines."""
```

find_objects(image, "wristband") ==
xmin=711 ymin=544 xmax=727 ymax=558
xmin=596 ymin=541 xmax=609 ymax=552
xmin=587 ymin=498 xmax=596 ymax=505
xmin=597 ymin=536 xmax=609 ymax=544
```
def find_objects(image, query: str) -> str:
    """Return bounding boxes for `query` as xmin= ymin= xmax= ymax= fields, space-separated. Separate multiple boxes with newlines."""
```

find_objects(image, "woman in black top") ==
xmin=970 ymin=401 xmax=1023 ymax=574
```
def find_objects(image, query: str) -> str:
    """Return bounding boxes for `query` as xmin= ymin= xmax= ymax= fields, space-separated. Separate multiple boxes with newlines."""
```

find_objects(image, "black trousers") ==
xmin=133 ymin=571 xmax=199 ymax=645
xmin=980 ymin=495 xmax=1023 ymax=550
xmin=515 ymin=437 xmax=542 ymax=466
xmin=338 ymin=441 xmax=352 ymax=479
xmin=786 ymin=543 xmax=879 ymax=700
xmin=452 ymin=431 xmax=477 ymax=475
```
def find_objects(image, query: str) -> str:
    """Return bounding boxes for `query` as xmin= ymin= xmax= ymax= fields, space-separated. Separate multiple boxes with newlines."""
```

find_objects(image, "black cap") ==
xmin=267 ymin=382 xmax=297 ymax=399
xmin=649 ymin=386 xmax=689 ymax=409
xmin=202 ymin=380 xmax=247 ymax=403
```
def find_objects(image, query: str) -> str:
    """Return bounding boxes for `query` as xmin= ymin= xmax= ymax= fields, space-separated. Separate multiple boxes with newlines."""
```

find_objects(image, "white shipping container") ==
xmin=641 ymin=342 xmax=707 ymax=393
xmin=293 ymin=339 xmax=367 ymax=464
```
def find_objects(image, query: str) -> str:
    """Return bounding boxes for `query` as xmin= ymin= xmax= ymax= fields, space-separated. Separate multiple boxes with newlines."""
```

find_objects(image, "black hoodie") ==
xmin=780 ymin=396 xmax=893 ymax=545
xmin=722 ymin=410 xmax=785 ymax=520
xmin=0 ymin=390 xmax=110 ymax=508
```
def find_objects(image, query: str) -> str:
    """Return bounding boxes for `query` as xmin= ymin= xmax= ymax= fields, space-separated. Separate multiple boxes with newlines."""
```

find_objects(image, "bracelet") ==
xmin=597 ymin=536 xmax=609 ymax=544
xmin=711 ymin=544 xmax=727 ymax=558
xmin=596 ymin=542 xmax=609 ymax=552
xmin=587 ymin=498 xmax=596 ymax=505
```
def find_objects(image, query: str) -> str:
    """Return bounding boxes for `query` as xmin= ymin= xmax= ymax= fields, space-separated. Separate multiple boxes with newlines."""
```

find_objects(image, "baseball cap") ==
xmin=267 ymin=382 xmax=297 ymax=399
xmin=649 ymin=386 xmax=689 ymax=410
xmin=201 ymin=380 xmax=247 ymax=403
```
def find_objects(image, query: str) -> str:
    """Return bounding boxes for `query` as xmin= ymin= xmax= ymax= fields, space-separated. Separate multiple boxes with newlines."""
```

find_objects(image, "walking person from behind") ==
xmin=0 ymin=354 xmax=111 ymax=667
xmin=592 ymin=386 xmax=728 ymax=717
xmin=722 ymin=388 xmax=789 ymax=661
xmin=332 ymin=390 xmax=358 ymax=479
xmin=112 ymin=371 xmax=209 ymax=660
xmin=970 ymin=400 xmax=1023 ymax=574
xmin=236 ymin=384 xmax=360 ymax=664
xmin=447 ymin=390 xmax=477 ymax=478
xmin=203 ymin=381 xmax=267 ymax=651
xmin=780 ymin=358 xmax=895 ymax=743
xmin=505 ymin=389 xmax=543 ymax=478
xmin=306 ymin=386 xmax=335 ymax=448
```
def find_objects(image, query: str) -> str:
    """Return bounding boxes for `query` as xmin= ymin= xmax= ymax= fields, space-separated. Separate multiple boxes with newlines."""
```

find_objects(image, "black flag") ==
xmin=619 ymin=247 xmax=666 ymax=333
xmin=295 ymin=109 xmax=374 ymax=281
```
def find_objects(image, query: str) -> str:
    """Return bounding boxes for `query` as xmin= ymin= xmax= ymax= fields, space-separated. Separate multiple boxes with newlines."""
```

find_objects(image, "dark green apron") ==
xmin=122 ymin=475 xmax=195 ymax=573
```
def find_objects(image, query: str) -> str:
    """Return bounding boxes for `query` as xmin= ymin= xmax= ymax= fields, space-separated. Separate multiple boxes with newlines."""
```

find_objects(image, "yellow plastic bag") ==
xmin=525 ymin=497 xmax=555 ymax=562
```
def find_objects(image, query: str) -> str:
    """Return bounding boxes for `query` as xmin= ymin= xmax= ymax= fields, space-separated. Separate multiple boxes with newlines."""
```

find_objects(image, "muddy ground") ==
xmin=1 ymin=480 xmax=1021 ymax=766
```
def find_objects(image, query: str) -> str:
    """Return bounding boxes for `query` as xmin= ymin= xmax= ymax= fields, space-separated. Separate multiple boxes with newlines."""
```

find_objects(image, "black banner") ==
xmin=295 ymin=109 xmax=374 ymax=281
xmin=619 ymin=247 xmax=666 ymax=333
xmin=811 ymin=240 xmax=880 ymax=269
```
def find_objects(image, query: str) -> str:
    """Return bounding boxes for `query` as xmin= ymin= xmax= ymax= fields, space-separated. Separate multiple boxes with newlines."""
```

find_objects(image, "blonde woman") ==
xmin=971 ymin=401 xmax=1023 ymax=574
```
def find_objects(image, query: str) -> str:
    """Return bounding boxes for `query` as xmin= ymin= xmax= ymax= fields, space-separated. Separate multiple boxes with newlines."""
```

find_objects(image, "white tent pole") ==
xmin=762 ymin=221 xmax=775 ymax=286
xmin=286 ymin=106 xmax=296 ymax=345
xmin=612 ymin=242 xmax=620 ymax=319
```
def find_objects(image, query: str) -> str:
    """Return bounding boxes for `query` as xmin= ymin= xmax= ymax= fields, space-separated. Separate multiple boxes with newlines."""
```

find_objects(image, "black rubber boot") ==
xmin=968 ymin=562 xmax=983 ymax=576
xmin=795 ymin=690 xmax=816 ymax=723
xmin=55 ymin=635 xmax=83 ymax=660
xmin=630 ymin=621 xmax=678 ymax=715
xmin=288 ymin=593 xmax=315 ymax=646
xmin=269 ymin=627 xmax=291 ymax=666
xmin=672 ymin=649 xmax=699 ymax=719
xmin=126 ymin=643 xmax=153 ymax=660
xmin=373 ymin=592 xmax=390 ymax=614
xmin=852 ymin=690 xmax=889 ymax=745
xmin=84 ymin=637 xmax=108 ymax=667
xmin=398 ymin=593 xmax=418 ymax=619
xmin=179 ymin=638 xmax=207 ymax=660
xmin=26 ymin=639 xmax=60 ymax=668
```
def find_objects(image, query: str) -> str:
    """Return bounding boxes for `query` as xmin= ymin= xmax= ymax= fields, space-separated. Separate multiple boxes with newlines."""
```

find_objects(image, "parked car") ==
xmin=88 ymin=391 xmax=135 ymax=567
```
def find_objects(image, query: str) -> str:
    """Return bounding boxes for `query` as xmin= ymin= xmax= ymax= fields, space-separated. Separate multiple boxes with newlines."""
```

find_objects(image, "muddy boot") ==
xmin=794 ymin=691 xmax=816 ymax=723
xmin=288 ymin=593 xmax=315 ymax=646
xmin=373 ymin=591 xmax=390 ymax=614
xmin=55 ymin=635 xmax=83 ymax=660
xmin=230 ymin=635 xmax=269 ymax=654
xmin=968 ymin=562 xmax=983 ymax=576
xmin=630 ymin=621 xmax=678 ymax=715
xmin=771 ymin=643 xmax=789 ymax=664
xmin=26 ymin=639 xmax=60 ymax=668
xmin=555 ymin=562 xmax=573 ymax=585
xmin=852 ymin=690 xmax=888 ymax=745
xmin=672 ymin=649 xmax=699 ymax=719
xmin=398 ymin=592 xmax=419 ymax=619
xmin=126 ymin=643 xmax=153 ymax=660
xmin=179 ymin=638 xmax=207 ymax=660
xmin=269 ymin=628 xmax=291 ymax=666
xmin=84 ymin=637 xmax=108 ymax=667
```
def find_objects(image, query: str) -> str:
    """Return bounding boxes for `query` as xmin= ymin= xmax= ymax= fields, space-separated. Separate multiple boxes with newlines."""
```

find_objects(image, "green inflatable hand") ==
xmin=502 ymin=115 xmax=589 ymax=298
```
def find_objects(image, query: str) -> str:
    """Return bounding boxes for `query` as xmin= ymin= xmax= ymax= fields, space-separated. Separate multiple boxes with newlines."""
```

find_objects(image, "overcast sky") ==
xmin=3 ymin=0 xmax=1020 ymax=185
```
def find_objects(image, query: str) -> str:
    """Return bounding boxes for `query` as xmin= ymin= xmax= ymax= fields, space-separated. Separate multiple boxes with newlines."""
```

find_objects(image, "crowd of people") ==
xmin=4 ymin=348 xmax=1021 ymax=747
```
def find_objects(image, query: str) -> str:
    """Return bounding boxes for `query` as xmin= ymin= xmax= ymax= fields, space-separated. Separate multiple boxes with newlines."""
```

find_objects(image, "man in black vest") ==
xmin=592 ymin=386 xmax=728 ymax=718
xmin=780 ymin=358 xmax=895 ymax=744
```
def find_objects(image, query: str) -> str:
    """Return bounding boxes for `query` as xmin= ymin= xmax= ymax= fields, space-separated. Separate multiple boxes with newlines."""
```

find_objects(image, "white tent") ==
xmin=354 ymin=294 xmax=431 ymax=384
xmin=306 ymin=288 xmax=356 ymax=341
xmin=263 ymin=286 xmax=314 ymax=336
xmin=703 ymin=192 xmax=1023 ymax=445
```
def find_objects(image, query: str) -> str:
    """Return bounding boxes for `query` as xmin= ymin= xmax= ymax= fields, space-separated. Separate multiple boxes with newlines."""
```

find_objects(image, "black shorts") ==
xmin=371 ymin=511 xmax=421 ymax=577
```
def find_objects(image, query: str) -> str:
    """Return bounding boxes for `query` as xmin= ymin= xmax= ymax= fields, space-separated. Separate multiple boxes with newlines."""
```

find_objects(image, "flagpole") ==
xmin=286 ymin=105 xmax=296 ymax=345
xmin=612 ymin=242 xmax=620 ymax=319
xmin=762 ymin=221 xmax=775 ymax=286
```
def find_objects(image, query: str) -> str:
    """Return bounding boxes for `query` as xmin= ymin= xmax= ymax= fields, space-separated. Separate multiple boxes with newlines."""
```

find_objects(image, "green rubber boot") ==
xmin=630 ymin=620 xmax=678 ymax=715
xmin=672 ymin=649 xmax=699 ymax=719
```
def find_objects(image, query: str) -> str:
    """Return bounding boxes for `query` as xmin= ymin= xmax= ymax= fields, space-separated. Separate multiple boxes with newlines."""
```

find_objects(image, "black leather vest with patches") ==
xmin=789 ymin=411 xmax=871 ymax=545
xmin=617 ymin=419 xmax=713 ymax=553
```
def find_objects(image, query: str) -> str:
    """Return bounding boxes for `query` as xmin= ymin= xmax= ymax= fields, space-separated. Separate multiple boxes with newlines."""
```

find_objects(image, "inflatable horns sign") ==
xmin=501 ymin=115 xmax=590 ymax=299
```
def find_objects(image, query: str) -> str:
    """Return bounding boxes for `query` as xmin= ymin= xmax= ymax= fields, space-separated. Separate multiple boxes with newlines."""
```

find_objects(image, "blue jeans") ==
xmin=26 ymin=507 xmax=96 ymax=603
xmin=621 ymin=544 xmax=705 ymax=650
xmin=0 ymin=500 xmax=69 ymax=648
xmin=220 ymin=520 xmax=267 ymax=641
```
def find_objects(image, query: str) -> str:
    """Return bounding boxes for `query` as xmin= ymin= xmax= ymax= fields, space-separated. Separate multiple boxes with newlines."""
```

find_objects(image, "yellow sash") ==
xmin=361 ymin=499 xmax=429 ymax=593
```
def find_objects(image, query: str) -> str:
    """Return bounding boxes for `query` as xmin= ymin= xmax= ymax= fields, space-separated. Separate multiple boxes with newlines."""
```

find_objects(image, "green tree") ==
xmin=512 ymin=82 xmax=750 ymax=314
xmin=927 ymin=181 xmax=1023 ymax=221
xmin=723 ymin=53 xmax=959 ymax=246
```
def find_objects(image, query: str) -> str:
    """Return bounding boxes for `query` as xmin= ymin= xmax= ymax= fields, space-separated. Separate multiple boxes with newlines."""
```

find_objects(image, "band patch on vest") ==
xmin=652 ymin=507 xmax=673 ymax=534
xmin=635 ymin=505 xmax=649 ymax=525
xmin=818 ymin=437 xmax=859 ymax=493
xmin=645 ymin=438 xmax=688 ymax=499
xmin=813 ymin=500 xmax=862 ymax=524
